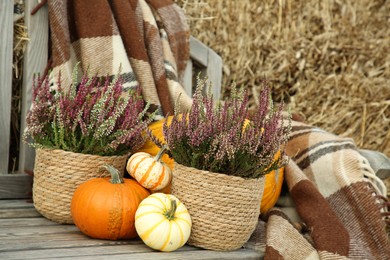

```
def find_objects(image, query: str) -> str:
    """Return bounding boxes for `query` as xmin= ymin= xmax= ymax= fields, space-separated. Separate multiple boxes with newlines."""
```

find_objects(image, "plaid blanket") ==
xmin=47 ymin=0 xmax=192 ymax=118
xmin=45 ymin=1 xmax=389 ymax=258
xmin=245 ymin=119 xmax=390 ymax=259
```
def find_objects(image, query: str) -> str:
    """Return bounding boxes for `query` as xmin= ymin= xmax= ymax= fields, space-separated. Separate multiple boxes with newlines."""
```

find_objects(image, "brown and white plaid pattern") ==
xmin=47 ymin=0 xmax=192 ymax=117
xmin=47 ymin=1 xmax=389 ymax=257
xmin=246 ymin=120 xmax=390 ymax=259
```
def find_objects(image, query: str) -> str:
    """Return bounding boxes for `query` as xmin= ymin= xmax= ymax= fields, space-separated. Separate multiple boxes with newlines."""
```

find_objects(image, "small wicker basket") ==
xmin=171 ymin=162 xmax=265 ymax=251
xmin=33 ymin=148 xmax=128 ymax=224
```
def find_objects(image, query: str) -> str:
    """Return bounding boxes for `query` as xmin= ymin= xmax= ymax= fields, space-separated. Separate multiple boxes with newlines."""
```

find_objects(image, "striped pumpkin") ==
xmin=135 ymin=193 xmax=192 ymax=252
xmin=126 ymin=147 xmax=172 ymax=191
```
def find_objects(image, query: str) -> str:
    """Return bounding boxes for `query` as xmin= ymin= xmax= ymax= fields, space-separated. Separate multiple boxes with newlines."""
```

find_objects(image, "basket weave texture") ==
xmin=33 ymin=149 xmax=128 ymax=224
xmin=171 ymin=162 xmax=264 ymax=251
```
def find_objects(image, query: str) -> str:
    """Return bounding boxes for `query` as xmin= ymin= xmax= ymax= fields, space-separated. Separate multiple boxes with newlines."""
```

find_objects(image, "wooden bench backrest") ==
xmin=0 ymin=0 xmax=222 ymax=198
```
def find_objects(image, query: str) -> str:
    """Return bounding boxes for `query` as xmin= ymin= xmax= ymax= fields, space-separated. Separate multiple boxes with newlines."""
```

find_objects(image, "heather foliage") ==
xmin=163 ymin=80 xmax=291 ymax=178
xmin=24 ymin=69 xmax=153 ymax=156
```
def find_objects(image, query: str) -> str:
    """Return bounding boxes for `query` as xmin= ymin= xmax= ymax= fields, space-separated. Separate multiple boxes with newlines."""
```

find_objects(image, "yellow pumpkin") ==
xmin=135 ymin=193 xmax=192 ymax=252
xmin=137 ymin=117 xmax=284 ymax=212
xmin=136 ymin=118 xmax=174 ymax=170
xmin=126 ymin=147 xmax=172 ymax=192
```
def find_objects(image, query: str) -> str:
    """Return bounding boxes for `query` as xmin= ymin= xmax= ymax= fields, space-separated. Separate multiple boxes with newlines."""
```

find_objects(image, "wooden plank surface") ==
xmin=183 ymin=58 xmax=193 ymax=96
xmin=207 ymin=49 xmax=222 ymax=100
xmin=0 ymin=200 xmax=264 ymax=259
xmin=19 ymin=0 xmax=49 ymax=173
xmin=0 ymin=199 xmax=34 ymax=209
xmin=0 ymin=247 xmax=260 ymax=260
xmin=0 ymin=197 xmax=38 ymax=218
xmin=0 ymin=207 xmax=41 ymax=219
xmin=0 ymin=173 xmax=32 ymax=199
xmin=0 ymin=0 xmax=13 ymax=174
xmin=189 ymin=37 xmax=209 ymax=67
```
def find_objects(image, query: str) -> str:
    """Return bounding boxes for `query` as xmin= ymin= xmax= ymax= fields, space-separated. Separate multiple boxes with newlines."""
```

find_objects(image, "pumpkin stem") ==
xmin=154 ymin=145 xmax=167 ymax=162
xmin=164 ymin=199 xmax=177 ymax=221
xmin=102 ymin=164 xmax=124 ymax=184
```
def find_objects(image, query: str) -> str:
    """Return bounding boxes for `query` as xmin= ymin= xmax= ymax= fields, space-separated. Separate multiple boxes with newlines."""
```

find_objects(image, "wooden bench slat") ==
xmin=0 ymin=200 xmax=264 ymax=259
xmin=189 ymin=37 xmax=209 ymax=67
xmin=0 ymin=217 xmax=58 ymax=227
xmin=18 ymin=0 xmax=49 ymax=173
xmin=0 ymin=244 xmax=154 ymax=259
xmin=0 ymin=232 xmax=144 ymax=246
xmin=0 ymin=224 xmax=80 ymax=237
xmin=0 ymin=245 xmax=260 ymax=260
xmin=0 ymin=0 xmax=13 ymax=174
xmin=0 ymin=207 xmax=41 ymax=219
xmin=0 ymin=173 xmax=33 ymax=199
xmin=0 ymin=199 xmax=34 ymax=209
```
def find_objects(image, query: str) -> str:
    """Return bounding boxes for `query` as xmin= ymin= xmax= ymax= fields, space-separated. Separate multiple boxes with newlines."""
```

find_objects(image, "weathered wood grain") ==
xmin=183 ymin=58 xmax=193 ymax=96
xmin=0 ymin=196 xmax=36 ymax=220
xmin=0 ymin=200 xmax=264 ymax=259
xmin=0 ymin=199 xmax=34 ymax=209
xmin=0 ymin=236 xmax=157 ymax=253
xmin=0 ymin=173 xmax=33 ymax=199
xmin=18 ymin=0 xmax=49 ymax=173
xmin=0 ymin=0 xmax=13 ymax=174
xmin=0 ymin=207 xmax=41 ymax=219
xmin=189 ymin=37 xmax=209 ymax=67
xmin=187 ymin=37 xmax=222 ymax=99
xmin=0 ymin=217 xmax=56 ymax=227
xmin=0 ymin=224 xmax=80 ymax=237
xmin=0 ymin=245 xmax=260 ymax=260
xmin=207 ymin=49 xmax=222 ymax=100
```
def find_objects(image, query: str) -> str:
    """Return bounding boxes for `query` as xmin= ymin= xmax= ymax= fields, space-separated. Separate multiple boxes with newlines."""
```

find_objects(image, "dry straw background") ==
xmin=175 ymin=0 xmax=390 ymax=157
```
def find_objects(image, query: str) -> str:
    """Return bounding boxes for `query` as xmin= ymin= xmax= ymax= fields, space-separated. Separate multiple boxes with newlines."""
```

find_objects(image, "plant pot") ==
xmin=171 ymin=162 xmax=265 ymax=251
xmin=33 ymin=148 xmax=128 ymax=224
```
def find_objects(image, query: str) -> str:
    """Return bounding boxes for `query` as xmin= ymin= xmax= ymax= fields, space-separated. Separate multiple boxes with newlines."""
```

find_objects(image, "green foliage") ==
xmin=162 ymin=79 xmax=291 ymax=178
xmin=24 ymin=67 xmax=154 ymax=156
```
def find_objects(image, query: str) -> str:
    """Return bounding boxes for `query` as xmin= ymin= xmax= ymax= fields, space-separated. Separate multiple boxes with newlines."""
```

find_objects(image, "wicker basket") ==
xmin=33 ymin=148 xmax=128 ymax=224
xmin=171 ymin=163 xmax=265 ymax=251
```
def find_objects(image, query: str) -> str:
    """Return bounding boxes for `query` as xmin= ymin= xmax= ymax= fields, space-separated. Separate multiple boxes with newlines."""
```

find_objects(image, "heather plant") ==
xmin=162 ymin=80 xmax=291 ymax=178
xmin=24 ymin=69 xmax=153 ymax=156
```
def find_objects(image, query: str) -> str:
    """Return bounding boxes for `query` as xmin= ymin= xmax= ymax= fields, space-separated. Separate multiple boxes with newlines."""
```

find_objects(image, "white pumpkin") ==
xmin=135 ymin=193 xmax=192 ymax=252
xmin=126 ymin=147 xmax=172 ymax=191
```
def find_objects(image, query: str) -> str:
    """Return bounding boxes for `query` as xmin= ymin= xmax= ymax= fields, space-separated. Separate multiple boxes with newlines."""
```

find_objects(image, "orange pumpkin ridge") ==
xmin=126 ymin=147 xmax=173 ymax=192
xmin=150 ymin=166 xmax=166 ymax=191
xmin=138 ymin=161 xmax=157 ymax=185
xmin=130 ymin=155 xmax=148 ymax=174
xmin=71 ymin=165 xmax=150 ymax=240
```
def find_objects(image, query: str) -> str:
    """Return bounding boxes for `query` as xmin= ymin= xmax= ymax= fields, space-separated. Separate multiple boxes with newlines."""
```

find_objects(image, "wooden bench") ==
xmin=1 ymin=1 xmax=388 ymax=259
xmin=0 ymin=200 xmax=263 ymax=260
xmin=0 ymin=1 xmax=265 ymax=259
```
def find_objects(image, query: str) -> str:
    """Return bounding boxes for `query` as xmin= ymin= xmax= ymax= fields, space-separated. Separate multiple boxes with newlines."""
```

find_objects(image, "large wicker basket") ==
xmin=171 ymin=162 xmax=265 ymax=251
xmin=33 ymin=148 xmax=128 ymax=224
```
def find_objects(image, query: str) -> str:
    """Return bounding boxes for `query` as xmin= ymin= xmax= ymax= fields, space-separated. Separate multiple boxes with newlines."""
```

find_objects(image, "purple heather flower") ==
xmin=24 ymin=70 xmax=153 ymax=156
xmin=162 ymin=81 xmax=291 ymax=178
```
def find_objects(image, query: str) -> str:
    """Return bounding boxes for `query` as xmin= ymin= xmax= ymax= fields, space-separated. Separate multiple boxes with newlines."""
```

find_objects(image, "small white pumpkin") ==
xmin=126 ymin=147 xmax=172 ymax=191
xmin=135 ymin=193 xmax=192 ymax=252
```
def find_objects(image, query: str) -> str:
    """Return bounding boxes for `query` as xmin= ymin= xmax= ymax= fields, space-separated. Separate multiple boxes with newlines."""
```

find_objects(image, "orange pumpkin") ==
xmin=260 ymin=164 xmax=284 ymax=213
xmin=137 ymin=117 xmax=284 ymax=212
xmin=126 ymin=147 xmax=172 ymax=191
xmin=137 ymin=118 xmax=174 ymax=170
xmin=71 ymin=165 xmax=150 ymax=240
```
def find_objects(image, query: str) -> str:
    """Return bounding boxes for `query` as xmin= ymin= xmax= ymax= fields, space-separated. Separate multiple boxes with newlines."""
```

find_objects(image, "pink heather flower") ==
xmin=24 ymin=69 xmax=153 ymax=156
xmin=162 ymin=80 xmax=291 ymax=178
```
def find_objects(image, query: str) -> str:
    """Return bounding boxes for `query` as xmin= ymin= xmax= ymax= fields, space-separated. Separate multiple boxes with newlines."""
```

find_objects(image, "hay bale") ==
xmin=175 ymin=0 xmax=390 ymax=157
